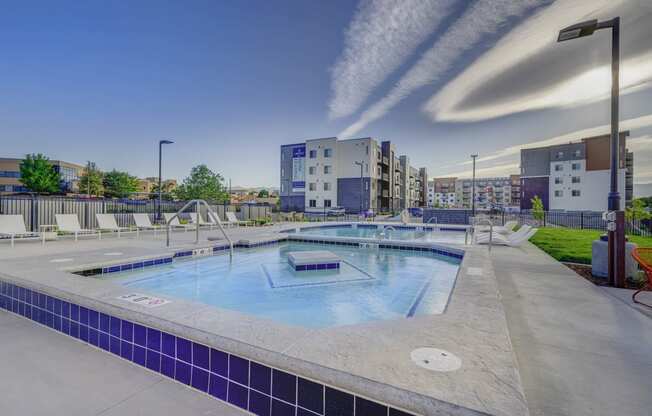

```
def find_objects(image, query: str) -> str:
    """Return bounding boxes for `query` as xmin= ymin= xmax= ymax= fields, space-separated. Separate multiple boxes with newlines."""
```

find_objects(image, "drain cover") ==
xmin=104 ymin=252 xmax=124 ymax=256
xmin=411 ymin=348 xmax=461 ymax=372
xmin=50 ymin=258 xmax=74 ymax=263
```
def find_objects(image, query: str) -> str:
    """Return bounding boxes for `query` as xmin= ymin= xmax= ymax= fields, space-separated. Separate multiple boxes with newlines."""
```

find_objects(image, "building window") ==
xmin=556 ymin=151 xmax=564 ymax=159
xmin=309 ymin=199 xmax=316 ymax=207
xmin=574 ymin=149 xmax=581 ymax=157
xmin=309 ymin=150 xmax=317 ymax=159
xmin=324 ymin=199 xmax=332 ymax=208
xmin=323 ymin=165 xmax=331 ymax=174
xmin=324 ymin=148 xmax=332 ymax=158
xmin=572 ymin=163 xmax=581 ymax=170
xmin=0 ymin=171 xmax=21 ymax=178
xmin=572 ymin=176 xmax=580 ymax=184
xmin=555 ymin=177 xmax=563 ymax=184
xmin=572 ymin=190 xmax=581 ymax=197
xmin=308 ymin=166 xmax=316 ymax=175
xmin=280 ymin=183 xmax=285 ymax=193
xmin=555 ymin=190 xmax=563 ymax=197
xmin=309 ymin=183 xmax=316 ymax=191
xmin=323 ymin=182 xmax=331 ymax=191
xmin=554 ymin=164 xmax=563 ymax=171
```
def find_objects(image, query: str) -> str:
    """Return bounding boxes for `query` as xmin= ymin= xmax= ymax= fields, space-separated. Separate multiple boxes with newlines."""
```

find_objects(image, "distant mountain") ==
xmin=634 ymin=183 xmax=652 ymax=198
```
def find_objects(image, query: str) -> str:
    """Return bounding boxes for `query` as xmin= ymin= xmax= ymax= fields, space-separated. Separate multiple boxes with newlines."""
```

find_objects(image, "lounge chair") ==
xmin=55 ymin=214 xmax=100 ymax=241
xmin=475 ymin=220 xmax=518 ymax=235
xmin=476 ymin=226 xmax=538 ymax=247
xmin=189 ymin=212 xmax=214 ymax=229
xmin=132 ymin=213 xmax=164 ymax=235
xmin=207 ymin=211 xmax=230 ymax=228
xmin=226 ymin=211 xmax=253 ymax=227
xmin=163 ymin=213 xmax=195 ymax=231
xmin=0 ymin=215 xmax=42 ymax=247
xmin=96 ymin=214 xmax=133 ymax=238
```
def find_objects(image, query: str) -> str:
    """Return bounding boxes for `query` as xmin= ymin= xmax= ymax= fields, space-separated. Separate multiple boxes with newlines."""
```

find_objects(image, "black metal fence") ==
xmin=423 ymin=208 xmax=651 ymax=237
xmin=0 ymin=195 xmax=272 ymax=231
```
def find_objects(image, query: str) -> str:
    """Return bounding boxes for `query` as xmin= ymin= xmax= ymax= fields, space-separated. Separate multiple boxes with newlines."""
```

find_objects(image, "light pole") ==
xmin=558 ymin=17 xmax=625 ymax=287
xmin=158 ymin=140 xmax=174 ymax=221
xmin=470 ymin=154 xmax=478 ymax=218
xmin=354 ymin=161 xmax=364 ymax=215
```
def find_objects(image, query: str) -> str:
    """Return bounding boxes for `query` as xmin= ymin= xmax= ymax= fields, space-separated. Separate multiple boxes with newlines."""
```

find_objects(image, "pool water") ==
xmin=110 ymin=242 xmax=460 ymax=328
xmin=295 ymin=225 xmax=466 ymax=244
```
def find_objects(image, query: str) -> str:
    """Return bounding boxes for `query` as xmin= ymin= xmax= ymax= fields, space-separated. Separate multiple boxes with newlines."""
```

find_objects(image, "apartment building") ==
xmin=454 ymin=175 xmax=520 ymax=210
xmin=135 ymin=178 xmax=177 ymax=199
xmin=280 ymin=137 xmax=427 ymax=213
xmin=0 ymin=157 xmax=84 ymax=194
xmin=520 ymin=132 xmax=632 ymax=211
xmin=427 ymin=177 xmax=457 ymax=207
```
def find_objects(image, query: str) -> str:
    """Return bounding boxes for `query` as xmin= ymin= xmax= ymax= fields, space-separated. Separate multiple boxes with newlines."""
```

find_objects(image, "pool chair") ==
xmin=226 ymin=211 xmax=253 ymax=227
xmin=475 ymin=226 xmax=538 ymax=247
xmin=189 ymin=212 xmax=214 ymax=229
xmin=163 ymin=213 xmax=196 ymax=232
xmin=95 ymin=214 xmax=133 ymax=238
xmin=475 ymin=220 xmax=518 ymax=235
xmin=55 ymin=214 xmax=100 ymax=241
xmin=0 ymin=214 xmax=43 ymax=247
xmin=631 ymin=247 xmax=652 ymax=308
xmin=132 ymin=213 xmax=164 ymax=235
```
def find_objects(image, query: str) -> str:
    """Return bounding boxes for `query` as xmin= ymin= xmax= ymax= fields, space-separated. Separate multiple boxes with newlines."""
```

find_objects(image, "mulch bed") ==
xmin=563 ymin=262 xmax=647 ymax=290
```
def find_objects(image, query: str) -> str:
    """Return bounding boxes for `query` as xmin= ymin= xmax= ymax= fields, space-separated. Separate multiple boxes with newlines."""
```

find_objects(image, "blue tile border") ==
xmin=0 ymin=279 xmax=418 ymax=416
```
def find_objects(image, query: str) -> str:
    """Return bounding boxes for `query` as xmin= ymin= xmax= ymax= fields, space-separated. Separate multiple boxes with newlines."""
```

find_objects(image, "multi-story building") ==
xmin=136 ymin=177 xmax=177 ymax=199
xmin=0 ymin=157 xmax=84 ymax=194
xmin=280 ymin=137 xmax=427 ymax=213
xmin=520 ymin=132 xmax=632 ymax=211
xmin=454 ymin=176 xmax=519 ymax=210
xmin=428 ymin=177 xmax=457 ymax=207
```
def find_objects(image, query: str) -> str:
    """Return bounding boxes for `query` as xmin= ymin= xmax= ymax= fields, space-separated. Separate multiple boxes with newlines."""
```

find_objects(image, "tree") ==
xmin=149 ymin=183 xmax=174 ymax=201
xmin=103 ymin=170 xmax=139 ymax=198
xmin=79 ymin=161 xmax=104 ymax=197
xmin=257 ymin=189 xmax=269 ymax=198
xmin=531 ymin=195 xmax=545 ymax=224
xmin=626 ymin=198 xmax=651 ymax=221
xmin=19 ymin=153 xmax=61 ymax=194
xmin=173 ymin=165 xmax=229 ymax=202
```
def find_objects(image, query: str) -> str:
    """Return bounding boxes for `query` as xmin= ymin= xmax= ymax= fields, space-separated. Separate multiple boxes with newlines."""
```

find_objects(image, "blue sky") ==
xmin=2 ymin=0 xmax=651 ymax=193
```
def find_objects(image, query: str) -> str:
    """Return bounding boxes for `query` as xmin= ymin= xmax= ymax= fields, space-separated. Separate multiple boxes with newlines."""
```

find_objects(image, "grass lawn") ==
xmin=530 ymin=227 xmax=652 ymax=264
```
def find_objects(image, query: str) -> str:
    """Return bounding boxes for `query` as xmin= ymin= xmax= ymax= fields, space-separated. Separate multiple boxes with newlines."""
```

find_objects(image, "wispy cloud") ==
xmin=338 ymin=0 xmax=551 ymax=138
xmin=424 ymin=0 xmax=652 ymax=122
xmin=328 ymin=0 xmax=454 ymax=119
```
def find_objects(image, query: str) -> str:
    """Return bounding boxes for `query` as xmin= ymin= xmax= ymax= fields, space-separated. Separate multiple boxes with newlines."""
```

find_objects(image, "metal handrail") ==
xmin=425 ymin=216 xmax=438 ymax=227
xmin=473 ymin=218 xmax=494 ymax=252
xmin=165 ymin=199 xmax=234 ymax=258
xmin=381 ymin=225 xmax=396 ymax=240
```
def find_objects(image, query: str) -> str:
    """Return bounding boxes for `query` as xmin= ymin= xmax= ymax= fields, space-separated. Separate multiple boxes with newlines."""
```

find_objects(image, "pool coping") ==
xmin=0 ymin=224 xmax=527 ymax=416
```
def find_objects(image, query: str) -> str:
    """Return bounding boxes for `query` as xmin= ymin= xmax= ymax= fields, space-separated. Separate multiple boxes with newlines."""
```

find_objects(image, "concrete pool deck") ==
xmin=1 ymin=222 xmax=650 ymax=415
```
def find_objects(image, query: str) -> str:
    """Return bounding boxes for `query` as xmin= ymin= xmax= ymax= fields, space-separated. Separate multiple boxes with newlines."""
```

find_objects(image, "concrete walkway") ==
xmin=491 ymin=243 xmax=652 ymax=416
xmin=0 ymin=310 xmax=247 ymax=416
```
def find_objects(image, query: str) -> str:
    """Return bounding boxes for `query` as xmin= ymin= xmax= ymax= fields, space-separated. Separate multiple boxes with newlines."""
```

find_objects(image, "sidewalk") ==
xmin=0 ymin=310 xmax=247 ymax=416
xmin=490 ymin=243 xmax=652 ymax=416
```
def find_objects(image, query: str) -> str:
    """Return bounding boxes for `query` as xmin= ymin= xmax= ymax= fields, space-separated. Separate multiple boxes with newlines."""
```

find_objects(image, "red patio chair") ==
xmin=631 ymin=247 xmax=652 ymax=307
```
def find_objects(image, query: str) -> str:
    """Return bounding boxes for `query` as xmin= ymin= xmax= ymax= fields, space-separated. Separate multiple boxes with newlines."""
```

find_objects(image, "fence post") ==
xmin=31 ymin=194 xmax=38 ymax=232
xmin=580 ymin=211 xmax=584 ymax=230
xmin=543 ymin=211 xmax=546 ymax=227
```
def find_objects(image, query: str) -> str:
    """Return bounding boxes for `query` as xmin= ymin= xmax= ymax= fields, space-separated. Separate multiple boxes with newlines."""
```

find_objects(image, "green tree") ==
xmin=257 ymin=188 xmax=269 ymax=198
xmin=531 ymin=195 xmax=545 ymax=224
xmin=174 ymin=165 xmax=229 ymax=202
xmin=19 ymin=153 xmax=61 ymax=193
xmin=626 ymin=198 xmax=651 ymax=221
xmin=103 ymin=169 xmax=139 ymax=198
xmin=79 ymin=162 xmax=104 ymax=197
xmin=149 ymin=183 xmax=174 ymax=200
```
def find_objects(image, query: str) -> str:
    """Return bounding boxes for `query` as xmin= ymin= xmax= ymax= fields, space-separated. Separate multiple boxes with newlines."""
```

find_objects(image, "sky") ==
xmin=2 ymin=0 xmax=652 ymax=195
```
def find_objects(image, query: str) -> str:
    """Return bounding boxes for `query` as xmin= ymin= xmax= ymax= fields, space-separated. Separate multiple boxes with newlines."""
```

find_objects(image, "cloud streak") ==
xmin=338 ymin=0 xmax=551 ymax=138
xmin=424 ymin=0 xmax=652 ymax=122
xmin=328 ymin=0 xmax=455 ymax=119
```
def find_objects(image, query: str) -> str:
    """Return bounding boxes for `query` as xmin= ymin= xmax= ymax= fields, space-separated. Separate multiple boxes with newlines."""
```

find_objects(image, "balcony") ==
xmin=381 ymin=173 xmax=390 ymax=182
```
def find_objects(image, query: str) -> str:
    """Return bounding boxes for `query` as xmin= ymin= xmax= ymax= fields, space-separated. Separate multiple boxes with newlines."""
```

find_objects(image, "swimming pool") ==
xmin=109 ymin=242 xmax=460 ymax=328
xmin=293 ymin=224 xmax=466 ymax=244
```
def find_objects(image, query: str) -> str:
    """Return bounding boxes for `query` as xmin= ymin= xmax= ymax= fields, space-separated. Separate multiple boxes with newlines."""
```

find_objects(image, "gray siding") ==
xmin=337 ymin=177 xmax=372 ymax=213
xmin=521 ymin=147 xmax=551 ymax=177
xmin=548 ymin=142 xmax=585 ymax=162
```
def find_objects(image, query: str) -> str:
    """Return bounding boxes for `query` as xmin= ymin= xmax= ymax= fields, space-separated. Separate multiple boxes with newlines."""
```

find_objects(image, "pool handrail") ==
xmin=166 ymin=199 xmax=233 ymax=259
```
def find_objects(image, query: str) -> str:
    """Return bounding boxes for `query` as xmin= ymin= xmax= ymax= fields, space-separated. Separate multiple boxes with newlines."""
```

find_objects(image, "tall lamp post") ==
xmin=470 ymin=154 xmax=478 ymax=218
xmin=354 ymin=161 xmax=364 ymax=215
xmin=558 ymin=17 xmax=625 ymax=287
xmin=158 ymin=140 xmax=174 ymax=221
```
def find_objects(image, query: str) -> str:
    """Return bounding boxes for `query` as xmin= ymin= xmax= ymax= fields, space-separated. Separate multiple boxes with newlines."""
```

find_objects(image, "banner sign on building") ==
xmin=292 ymin=145 xmax=306 ymax=192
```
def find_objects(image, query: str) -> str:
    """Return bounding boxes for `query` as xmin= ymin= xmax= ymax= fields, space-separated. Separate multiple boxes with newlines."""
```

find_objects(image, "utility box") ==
xmin=591 ymin=238 xmax=638 ymax=279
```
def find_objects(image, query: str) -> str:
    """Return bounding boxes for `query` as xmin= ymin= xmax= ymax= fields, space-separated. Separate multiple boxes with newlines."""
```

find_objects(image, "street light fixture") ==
xmin=158 ymin=140 xmax=174 ymax=221
xmin=557 ymin=17 xmax=625 ymax=287
xmin=470 ymin=154 xmax=478 ymax=218
xmin=354 ymin=161 xmax=364 ymax=215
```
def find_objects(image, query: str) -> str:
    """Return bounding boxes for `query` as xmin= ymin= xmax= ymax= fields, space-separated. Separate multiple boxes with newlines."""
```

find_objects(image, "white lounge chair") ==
xmin=96 ymin=214 xmax=132 ymax=238
xmin=226 ymin=211 xmax=253 ymax=227
xmin=189 ymin=212 xmax=214 ymax=229
xmin=0 ymin=215 xmax=42 ymax=247
xmin=475 ymin=224 xmax=531 ymax=242
xmin=132 ymin=213 xmax=163 ymax=235
xmin=163 ymin=213 xmax=195 ymax=232
xmin=476 ymin=226 xmax=538 ymax=247
xmin=475 ymin=220 xmax=518 ymax=235
xmin=55 ymin=214 xmax=100 ymax=241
